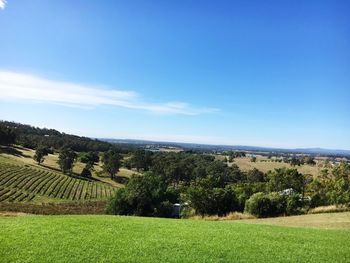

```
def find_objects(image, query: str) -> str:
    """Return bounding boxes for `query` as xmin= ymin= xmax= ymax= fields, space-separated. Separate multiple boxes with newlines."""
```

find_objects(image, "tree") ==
xmin=250 ymin=156 xmax=257 ymax=162
xmin=57 ymin=148 xmax=77 ymax=174
xmin=187 ymin=178 xmax=238 ymax=216
xmin=107 ymin=172 xmax=177 ymax=217
xmin=289 ymin=157 xmax=301 ymax=166
xmin=81 ymin=163 xmax=93 ymax=178
xmin=0 ymin=126 xmax=16 ymax=145
xmin=33 ymin=146 xmax=49 ymax=165
xmin=130 ymin=149 xmax=152 ymax=171
xmin=246 ymin=168 xmax=265 ymax=183
xmin=79 ymin=151 xmax=99 ymax=165
xmin=102 ymin=149 xmax=121 ymax=179
xmin=267 ymin=168 xmax=305 ymax=193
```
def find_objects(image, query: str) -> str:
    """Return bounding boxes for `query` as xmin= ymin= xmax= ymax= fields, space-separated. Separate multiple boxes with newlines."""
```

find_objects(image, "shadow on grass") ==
xmin=114 ymin=176 xmax=129 ymax=184
xmin=0 ymin=145 xmax=31 ymax=158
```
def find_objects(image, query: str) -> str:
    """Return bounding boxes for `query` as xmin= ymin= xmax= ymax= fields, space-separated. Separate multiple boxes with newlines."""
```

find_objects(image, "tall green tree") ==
xmin=267 ymin=168 xmax=305 ymax=193
xmin=33 ymin=146 xmax=49 ymax=165
xmin=0 ymin=126 xmax=16 ymax=145
xmin=102 ymin=149 xmax=121 ymax=179
xmin=57 ymin=148 xmax=77 ymax=174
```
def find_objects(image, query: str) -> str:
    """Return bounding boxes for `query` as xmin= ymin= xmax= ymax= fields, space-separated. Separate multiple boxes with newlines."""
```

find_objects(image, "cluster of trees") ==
xmin=309 ymin=162 xmax=350 ymax=207
xmin=0 ymin=121 xmax=116 ymax=152
xmin=284 ymin=156 xmax=316 ymax=166
xmin=227 ymin=151 xmax=246 ymax=162
xmin=0 ymin=125 xmax=16 ymax=145
xmin=108 ymin=150 xmax=350 ymax=218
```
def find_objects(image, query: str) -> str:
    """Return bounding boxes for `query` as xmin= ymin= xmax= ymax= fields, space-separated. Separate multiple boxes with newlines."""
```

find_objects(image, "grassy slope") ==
xmin=0 ymin=154 xmax=116 ymax=204
xmin=1 ymin=215 xmax=350 ymax=263
xmin=0 ymin=146 xmax=137 ymax=187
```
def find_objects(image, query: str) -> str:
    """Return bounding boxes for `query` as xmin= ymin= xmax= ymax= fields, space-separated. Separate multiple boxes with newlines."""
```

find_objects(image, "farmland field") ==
xmin=0 ymin=213 xmax=349 ymax=262
xmin=0 ymin=156 xmax=116 ymax=203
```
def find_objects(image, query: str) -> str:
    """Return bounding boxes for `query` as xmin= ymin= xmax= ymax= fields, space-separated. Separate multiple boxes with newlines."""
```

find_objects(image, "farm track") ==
xmin=0 ymin=162 xmax=116 ymax=203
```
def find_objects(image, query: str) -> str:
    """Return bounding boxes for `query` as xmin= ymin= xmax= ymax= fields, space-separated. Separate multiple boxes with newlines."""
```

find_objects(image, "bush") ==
xmin=244 ymin=192 xmax=286 ymax=218
xmin=107 ymin=172 xmax=178 ymax=217
xmin=285 ymin=193 xmax=303 ymax=215
xmin=187 ymin=185 xmax=238 ymax=216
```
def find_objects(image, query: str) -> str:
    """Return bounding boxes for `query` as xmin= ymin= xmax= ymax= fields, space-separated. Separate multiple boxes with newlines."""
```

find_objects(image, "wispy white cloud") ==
xmin=0 ymin=71 xmax=218 ymax=115
xmin=0 ymin=0 xmax=6 ymax=10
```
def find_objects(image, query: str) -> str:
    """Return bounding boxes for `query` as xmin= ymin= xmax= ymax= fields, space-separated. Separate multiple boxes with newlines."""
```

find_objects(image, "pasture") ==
xmin=230 ymin=156 xmax=322 ymax=177
xmin=0 ymin=213 xmax=349 ymax=262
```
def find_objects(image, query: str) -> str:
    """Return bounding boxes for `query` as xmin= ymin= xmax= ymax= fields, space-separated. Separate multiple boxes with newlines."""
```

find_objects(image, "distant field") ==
xmin=231 ymin=156 xmax=322 ymax=177
xmin=0 ymin=214 xmax=349 ymax=262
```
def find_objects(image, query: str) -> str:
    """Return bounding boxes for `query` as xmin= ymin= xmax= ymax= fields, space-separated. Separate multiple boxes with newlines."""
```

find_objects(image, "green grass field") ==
xmin=1 ymin=214 xmax=349 ymax=262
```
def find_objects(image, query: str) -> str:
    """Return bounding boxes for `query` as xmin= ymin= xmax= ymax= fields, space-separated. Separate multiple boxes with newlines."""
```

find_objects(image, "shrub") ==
xmin=187 ymin=185 xmax=238 ymax=216
xmin=107 ymin=172 xmax=178 ymax=217
xmin=244 ymin=192 xmax=286 ymax=218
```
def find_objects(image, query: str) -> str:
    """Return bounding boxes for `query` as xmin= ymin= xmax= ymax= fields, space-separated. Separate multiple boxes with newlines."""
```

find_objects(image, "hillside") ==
xmin=0 ymin=148 xmax=117 ymax=203
xmin=0 ymin=213 xmax=349 ymax=262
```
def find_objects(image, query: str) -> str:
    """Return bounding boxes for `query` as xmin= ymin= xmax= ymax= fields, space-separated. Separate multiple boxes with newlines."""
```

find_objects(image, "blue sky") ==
xmin=0 ymin=0 xmax=349 ymax=149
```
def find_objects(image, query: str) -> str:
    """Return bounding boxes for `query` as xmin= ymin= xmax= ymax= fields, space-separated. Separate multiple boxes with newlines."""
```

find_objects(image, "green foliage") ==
xmin=0 ymin=121 xmax=114 ymax=152
xmin=107 ymin=172 xmax=178 ymax=217
xmin=33 ymin=146 xmax=50 ymax=164
xmin=286 ymin=193 xmax=303 ymax=215
xmin=246 ymin=168 xmax=265 ymax=183
xmin=231 ymin=182 xmax=267 ymax=211
xmin=267 ymin=168 xmax=305 ymax=193
xmin=244 ymin=192 xmax=286 ymax=218
xmin=228 ymin=151 xmax=246 ymax=162
xmin=102 ymin=149 xmax=121 ymax=179
xmin=57 ymin=148 xmax=77 ymax=174
xmin=0 ymin=125 xmax=16 ymax=145
xmin=187 ymin=182 xmax=238 ymax=216
xmin=79 ymin=151 xmax=99 ymax=165
xmin=81 ymin=163 xmax=93 ymax=178
xmin=129 ymin=149 xmax=153 ymax=171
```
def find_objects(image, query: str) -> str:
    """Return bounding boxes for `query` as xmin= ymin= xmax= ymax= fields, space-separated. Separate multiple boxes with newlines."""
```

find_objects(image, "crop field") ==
xmin=0 ymin=161 xmax=116 ymax=203
xmin=0 ymin=213 xmax=349 ymax=262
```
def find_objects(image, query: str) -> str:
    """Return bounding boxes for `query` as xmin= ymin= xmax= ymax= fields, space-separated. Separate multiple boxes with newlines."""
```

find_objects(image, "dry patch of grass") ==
xmin=241 ymin=212 xmax=350 ymax=230
xmin=231 ymin=156 xmax=321 ymax=177
xmin=308 ymin=205 xmax=350 ymax=214
xmin=0 ymin=211 xmax=28 ymax=217
xmin=190 ymin=212 xmax=255 ymax=221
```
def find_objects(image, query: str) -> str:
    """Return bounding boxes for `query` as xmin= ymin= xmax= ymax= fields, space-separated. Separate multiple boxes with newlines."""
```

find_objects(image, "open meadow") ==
xmin=229 ymin=156 xmax=323 ymax=177
xmin=0 ymin=212 xmax=349 ymax=263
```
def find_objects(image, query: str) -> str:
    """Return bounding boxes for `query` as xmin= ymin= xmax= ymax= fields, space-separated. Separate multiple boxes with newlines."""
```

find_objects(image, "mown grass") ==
xmin=0 ymin=215 xmax=349 ymax=262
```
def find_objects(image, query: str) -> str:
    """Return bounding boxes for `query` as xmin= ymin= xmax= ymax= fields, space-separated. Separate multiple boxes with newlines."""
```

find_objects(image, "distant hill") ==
xmin=102 ymin=138 xmax=350 ymax=157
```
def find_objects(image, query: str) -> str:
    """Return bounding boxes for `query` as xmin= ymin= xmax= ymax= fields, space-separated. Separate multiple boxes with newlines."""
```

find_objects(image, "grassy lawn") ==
xmin=1 ymin=215 xmax=349 ymax=262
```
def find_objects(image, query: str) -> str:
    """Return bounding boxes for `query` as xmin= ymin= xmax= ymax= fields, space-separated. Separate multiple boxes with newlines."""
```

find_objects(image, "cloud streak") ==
xmin=0 ymin=71 xmax=218 ymax=115
xmin=0 ymin=0 xmax=6 ymax=10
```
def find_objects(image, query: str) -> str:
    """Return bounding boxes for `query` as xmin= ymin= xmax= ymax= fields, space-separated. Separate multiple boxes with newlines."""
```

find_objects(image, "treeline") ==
xmin=108 ymin=151 xmax=350 ymax=218
xmin=0 ymin=121 xmax=120 ymax=152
